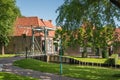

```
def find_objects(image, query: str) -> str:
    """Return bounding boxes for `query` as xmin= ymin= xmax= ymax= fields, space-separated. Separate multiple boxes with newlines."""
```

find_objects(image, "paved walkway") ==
xmin=0 ymin=56 xmax=81 ymax=80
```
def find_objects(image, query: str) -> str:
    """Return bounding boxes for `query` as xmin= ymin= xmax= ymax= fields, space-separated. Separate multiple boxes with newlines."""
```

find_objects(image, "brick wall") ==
xmin=65 ymin=46 xmax=81 ymax=56
xmin=3 ymin=36 xmax=55 ymax=55
xmin=4 ymin=36 xmax=42 ymax=54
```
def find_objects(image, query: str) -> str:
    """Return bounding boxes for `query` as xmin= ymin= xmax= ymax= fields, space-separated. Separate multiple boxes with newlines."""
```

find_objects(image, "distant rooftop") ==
xmin=14 ymin=16 xmax=55 ymax=37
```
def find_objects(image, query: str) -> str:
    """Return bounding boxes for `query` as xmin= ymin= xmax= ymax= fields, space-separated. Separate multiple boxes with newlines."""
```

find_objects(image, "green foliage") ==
xmin=56 ymin=0 xmax=120 ymax=57
xmin=70 ymin=56 xmax=120 ymax=65
xmin=70 ymin=57 xmax=107 ymax=63
xmin=14 ymin=58 xmax=120 ymax=80
xmin=0 ymin=0 xmax=21 ymax=46
xmin=0 ymin=72 xmax=37 ymax=80
xmin=102 ymin=49 xmax=109 ymax=58
xmin=0 ymin=54 xmax=15 ymax=58
xmin=113 ymin=34 xmax=120 ymax=53
xmin=55 ymin=24 xmax=115 ymax=58
xmin=78 ymin=26 xmax=93 ymax=47
xmin=99 ymin=25 xmax=115 ymax=48
xmin=111 ymin=54 xmax=118 ymax=64
xmin=110 ymin=0 xmax=120 ymax=8
xmin=54 ymin=28 xmax=71 ymax=50
xmin=111 ymin=54 xmax=118 ymax=58
xmin=56 ymin=0 xmax=120 ymax=29
xmin=106 ymin=58 xmax=115 ymax=65
xmin=106 ymin=54 xmax=118 ymax=65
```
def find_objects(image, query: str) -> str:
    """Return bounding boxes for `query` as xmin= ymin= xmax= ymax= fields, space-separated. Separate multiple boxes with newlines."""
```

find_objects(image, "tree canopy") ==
xmin=0 ymin=0 xmax=21 ymax=55
xmin=0 ymin=0 xmax=21 ymax=46
xmin=110 ymin=0 xmax=120 ymax=8
xmin=56 ymin=0 xmax=120 ymax=30
xmin=55 ymin=0 xmax=120 ymax=57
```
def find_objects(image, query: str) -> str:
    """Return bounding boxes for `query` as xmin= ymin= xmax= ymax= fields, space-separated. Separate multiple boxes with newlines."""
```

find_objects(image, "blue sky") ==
xmin=16 ymin=0 xmax=64 ymax=25
xmin=16 ymin=0 xmax=120 ymax=26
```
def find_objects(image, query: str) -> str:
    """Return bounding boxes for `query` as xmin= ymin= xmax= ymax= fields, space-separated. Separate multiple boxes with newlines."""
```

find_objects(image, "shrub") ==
xmin=102 ymin=50 xmax=108 ymax=58
xmin=105 ymin=54 xmax=118 ymax=65
xmin=106 ymin=58 xmax=115 ymax=65
xmin=111 ymin=54 xmax=118 ymax=64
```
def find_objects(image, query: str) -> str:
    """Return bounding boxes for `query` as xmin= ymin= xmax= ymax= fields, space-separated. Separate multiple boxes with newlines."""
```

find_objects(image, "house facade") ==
xmin=5 ymin=16 xmax=56 ymax=55
xmin=4 ymin=17 xmax=120 ymax=57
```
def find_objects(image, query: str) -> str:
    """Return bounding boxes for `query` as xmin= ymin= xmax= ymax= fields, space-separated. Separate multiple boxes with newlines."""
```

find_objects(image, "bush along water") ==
xmin=105 ymin=54 xmax=118 ymax=65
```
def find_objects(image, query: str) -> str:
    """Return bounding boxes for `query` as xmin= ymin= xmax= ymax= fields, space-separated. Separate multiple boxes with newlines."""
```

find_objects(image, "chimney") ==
xmin=40 ymin=19 xmax=43 ymax=21
xmin=49 ymin=20 xmax=52 ymax=23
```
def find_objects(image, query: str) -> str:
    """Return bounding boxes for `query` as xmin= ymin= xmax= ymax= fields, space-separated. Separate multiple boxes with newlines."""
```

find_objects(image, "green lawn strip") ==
xmin=14 ymin=58 xmax=59 ymax=74
xmin=0 ymin=72 xmax=38 ymax=80
xmin=0 ymin=54 xmax=15 ymax=58
xmin=73 ymin=57 xmax=106 ymax=63
xmin=117 ymin=60 xmax=120 ymax=64
xmin=68 ymin=56 xmax=120 ymax=64
xmin=14 ymin=58 xmax=120 ymax=80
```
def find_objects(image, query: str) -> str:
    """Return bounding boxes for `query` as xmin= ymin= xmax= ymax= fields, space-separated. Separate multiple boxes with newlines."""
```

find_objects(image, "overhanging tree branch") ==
xmin=110 ymin=0 xmax=120 ymax=8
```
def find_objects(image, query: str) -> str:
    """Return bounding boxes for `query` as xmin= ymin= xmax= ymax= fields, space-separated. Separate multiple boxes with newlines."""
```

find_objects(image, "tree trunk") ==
xmin=2 ymin=44 xmax=5 ymax=55
xmin=102 ymin=48 xmax=108 ymax=58
xmin=82 ymin=47 xmax=87 ymax=58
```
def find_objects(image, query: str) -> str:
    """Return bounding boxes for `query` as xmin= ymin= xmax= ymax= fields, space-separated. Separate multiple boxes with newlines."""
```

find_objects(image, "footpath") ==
xmin=0 ymin=56 xmax=81 ymax=80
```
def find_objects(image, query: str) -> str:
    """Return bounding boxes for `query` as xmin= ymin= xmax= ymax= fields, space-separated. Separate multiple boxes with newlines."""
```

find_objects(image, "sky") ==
xmin=16 ymin=0 xmax=64 ymax=25
xmin=16 ymin=0 xmax=120 ymax=26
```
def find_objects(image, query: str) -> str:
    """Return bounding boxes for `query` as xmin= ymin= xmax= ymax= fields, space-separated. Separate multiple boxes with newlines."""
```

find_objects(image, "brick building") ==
xmin=5 ymin=16 xmax=56 ymax=55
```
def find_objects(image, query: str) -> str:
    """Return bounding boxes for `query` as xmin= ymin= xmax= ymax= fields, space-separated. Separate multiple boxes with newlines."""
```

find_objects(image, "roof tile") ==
xmin=14 ymin=16 xmax=55 ymax=37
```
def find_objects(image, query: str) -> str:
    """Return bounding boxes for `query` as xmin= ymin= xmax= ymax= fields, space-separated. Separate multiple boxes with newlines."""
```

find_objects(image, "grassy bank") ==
xmin=14 ymin=58 xmax=120 ymax=80
xmin=0 ymin=54 xmax=15 ymax=58
xmin=0 ymin=72 xmax=38 ymax=80
xmin=69 ymin=56 xmax=120 ymax=64
xmin=71 ymin=57 xmax=106 ymax=63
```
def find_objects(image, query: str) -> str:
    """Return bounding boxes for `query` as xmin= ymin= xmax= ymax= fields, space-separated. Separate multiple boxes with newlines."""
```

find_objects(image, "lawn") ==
xmin=14 ymin=58 xmax=120 ymax=80
xmin=0 ymin=54 xmax=15 ymax=58
xmin=69 ymin=56 xmax=120 ymax=65
xmin=0 ymin=72 xmax=38 ymax=80
xmin=70 ymin=57 xmax=106 ymax=63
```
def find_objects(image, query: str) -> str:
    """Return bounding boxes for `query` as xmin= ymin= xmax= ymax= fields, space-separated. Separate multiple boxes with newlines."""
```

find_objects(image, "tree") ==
xmin=77 ymin=21 xmax=94 ymax=57
xmin=54 ymin=27 xmax=70 ymax=55
xmin=0 ymin=0 xmax=21 ymax=55
xmin=110 ymin=0 xmax=120 ymax=8
xmin=56 ymin=0 xmax=120 ymax=57
xmin=56 ymin=0 xmax=120 ymax=29
xmin=98 ymin=25 xmax=115 ymax=58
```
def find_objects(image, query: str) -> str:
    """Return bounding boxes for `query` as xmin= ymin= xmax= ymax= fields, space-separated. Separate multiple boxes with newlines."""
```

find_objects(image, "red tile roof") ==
xmin=115 ymin=28 xmax=120 ymax=32
xmin=43 ymin=20 xmax=54 ymax=28
xmin=15 ymin=16 xmax=44 ymax=27
xmin=41 ymin=19 xmax=55 ymax=37
xmin=14 ymin=16 xmax=55 ymax=37
xmin=115 ymin=28 xmax=120 ymax=40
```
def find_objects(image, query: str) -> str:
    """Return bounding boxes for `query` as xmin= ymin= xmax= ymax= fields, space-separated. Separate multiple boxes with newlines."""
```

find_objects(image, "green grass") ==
xmin=118 ymin=60 xmax=120 ymax=64
xmin=66 ymin=56 xmax=107 ymax=63
xmin=0 ymin=72 xmax=38 ymax=80
xmin=0 ymin=54 xmax=15 ymax=58
xmin=69 ymin=56 xmax=120 ymax=64
xmin=14 ymin=58 xmax=120 ymax=80
xmin=73 ymin=57 xmax=106 ymax=63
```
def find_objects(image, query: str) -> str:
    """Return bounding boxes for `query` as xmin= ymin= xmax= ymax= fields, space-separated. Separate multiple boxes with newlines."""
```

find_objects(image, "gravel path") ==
xmin=0 ymin=57 xmax=81 ymax=80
